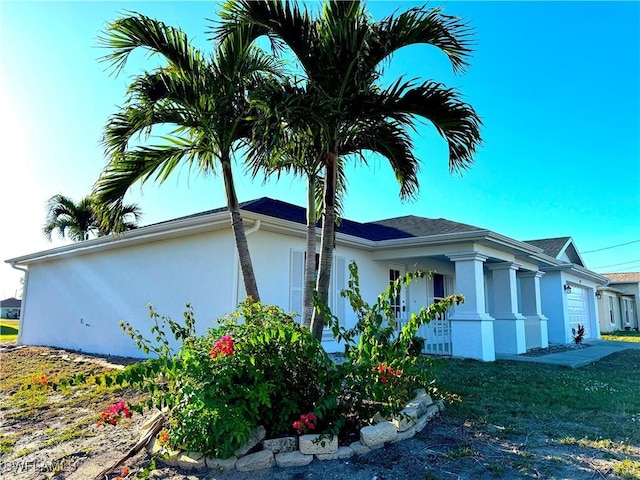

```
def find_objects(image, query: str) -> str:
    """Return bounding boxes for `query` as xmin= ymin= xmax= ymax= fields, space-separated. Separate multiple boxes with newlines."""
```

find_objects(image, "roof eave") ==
xmin=5 ymin=210 xmax=232 ymax=266
xmin=542 ymin=263 xmax=609 ymax=284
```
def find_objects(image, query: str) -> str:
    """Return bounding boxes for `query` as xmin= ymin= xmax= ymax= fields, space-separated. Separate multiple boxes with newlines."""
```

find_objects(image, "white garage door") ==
xmin=567 ymin=285 xmax=591 ymax=339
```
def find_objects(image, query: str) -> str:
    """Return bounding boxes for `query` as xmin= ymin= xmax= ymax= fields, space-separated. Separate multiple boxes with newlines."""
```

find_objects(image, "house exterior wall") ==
xmin=598 ymin=291 xmax=622 ymax=333
xmin=20 ymin=231 xmax=237 ymax=357
xmin=610 ymin=282 xmax=640 ymax=330
xmin=1 ymin=306 xmax=20 ymax=319
xmin=541 ymin=270 xmax=600 ymax=343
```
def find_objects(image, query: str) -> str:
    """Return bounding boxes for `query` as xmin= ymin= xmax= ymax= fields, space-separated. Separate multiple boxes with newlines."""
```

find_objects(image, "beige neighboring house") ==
xmin=597 ymin=272 xmax=640 ymax=333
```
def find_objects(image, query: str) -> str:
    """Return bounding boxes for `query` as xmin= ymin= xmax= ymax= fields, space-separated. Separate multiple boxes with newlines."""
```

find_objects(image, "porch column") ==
xmin=446 ymin=252 xmax=495 ymax=361
xmin=488 ymin=262 xmax=526 ymax=355
xmin=519 ymin=271 xmax=549 ymax=348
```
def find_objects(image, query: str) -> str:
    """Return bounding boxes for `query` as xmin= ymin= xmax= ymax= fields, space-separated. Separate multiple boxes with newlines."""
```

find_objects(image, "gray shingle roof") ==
xmin=525 ymin=237 xmax=571 ymax=258
xmin=146 ymin=197 xmax=483 ymax=242
xmin=371 ymin=215 xmax=483 ymax=237
xmin=0 ymin=297 xmax=21 ymax=308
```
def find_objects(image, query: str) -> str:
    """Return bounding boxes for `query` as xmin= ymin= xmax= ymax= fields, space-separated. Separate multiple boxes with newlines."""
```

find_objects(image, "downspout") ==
xmin=9 ymin=262 xmax=28 ymax=345
xmin=232 ymin=220 xmax=261 ymax=308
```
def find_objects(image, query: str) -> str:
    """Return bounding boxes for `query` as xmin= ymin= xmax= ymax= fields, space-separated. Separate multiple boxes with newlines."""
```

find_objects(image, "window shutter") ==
xmin=290 ymin=250 xmax=304 ymax=321
xmin=333 ymin=256 xmax=346 ymax=321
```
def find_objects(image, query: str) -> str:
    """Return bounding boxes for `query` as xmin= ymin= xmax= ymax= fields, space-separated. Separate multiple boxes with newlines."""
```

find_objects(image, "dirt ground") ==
xmin=0 ymin=345 xmax=636 ymax=480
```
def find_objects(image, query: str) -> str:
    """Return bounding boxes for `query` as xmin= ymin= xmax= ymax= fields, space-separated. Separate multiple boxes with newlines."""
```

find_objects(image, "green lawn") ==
xmin=0 ymin=319 xmax=19 ymax=341
xmin=602 ymin=330 xmax=640 ymax=343
xmin=427 ymin=350 xmax=640 ymax=478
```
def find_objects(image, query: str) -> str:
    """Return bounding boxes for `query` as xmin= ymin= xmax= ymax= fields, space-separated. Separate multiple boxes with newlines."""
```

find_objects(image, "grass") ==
xmin=602 ymin=330 xmax=640 ymax=343
xmin=432 ymin=350 xmax=640 ymax=445
xmin=0 ymin=346 xmax=144 ymax=459
xmin=0 ymin=319 xmax=19 ymax=341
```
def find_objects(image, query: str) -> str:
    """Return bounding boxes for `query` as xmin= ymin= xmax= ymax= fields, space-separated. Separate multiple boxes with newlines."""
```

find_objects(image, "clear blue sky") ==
xmin=1 ymin=1 xmax=639 ymax=298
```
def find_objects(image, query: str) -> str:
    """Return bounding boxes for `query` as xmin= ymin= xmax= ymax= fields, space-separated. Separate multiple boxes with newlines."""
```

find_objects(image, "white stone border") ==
xmin=144 ymin=390 xmax=444 ymax=473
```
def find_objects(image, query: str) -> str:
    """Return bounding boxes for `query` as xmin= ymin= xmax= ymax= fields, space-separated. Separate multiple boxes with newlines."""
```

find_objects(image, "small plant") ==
xmin=572 ymin=324 xmax=585 ymax=344
xmin=320 ymin=261 xmax=464 ymax=428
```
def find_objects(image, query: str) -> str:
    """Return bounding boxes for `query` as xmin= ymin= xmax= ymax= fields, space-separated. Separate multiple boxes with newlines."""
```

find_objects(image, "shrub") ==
xmin=110 ymin=301 xmax=340 ymax=458
xmin=320 ymin=261 xmax=464 ymax=429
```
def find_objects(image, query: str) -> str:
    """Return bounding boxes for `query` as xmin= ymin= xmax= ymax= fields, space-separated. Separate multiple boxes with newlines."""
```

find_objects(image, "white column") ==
xmin=447 ymin=252 xmax=495 ymax=361
xmin=488 ymin=262 xmax=526 ymax=355
xmin=519 ymin=271 xmax=549 ymax=349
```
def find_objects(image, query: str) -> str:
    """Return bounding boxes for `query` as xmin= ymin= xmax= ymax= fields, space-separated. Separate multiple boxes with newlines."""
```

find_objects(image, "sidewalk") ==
xmin=498 ymin=340 xmax=640 ymax=368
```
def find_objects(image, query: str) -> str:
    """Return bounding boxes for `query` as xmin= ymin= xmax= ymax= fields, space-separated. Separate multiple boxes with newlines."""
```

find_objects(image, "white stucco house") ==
xmin=597 ymin=272 xmax=639 ymax=333
xmin=5 ymin=197 xmax=608 ymax=361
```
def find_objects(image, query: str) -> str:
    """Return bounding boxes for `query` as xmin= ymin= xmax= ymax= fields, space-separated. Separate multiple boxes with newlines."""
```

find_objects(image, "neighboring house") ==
xmin=597 ymin=272 xmax=640 ymax=333
xmin=0 ymin=297 xmax=21 ymax=319
xmin=5 ymin=197 xmax=607 ymax=361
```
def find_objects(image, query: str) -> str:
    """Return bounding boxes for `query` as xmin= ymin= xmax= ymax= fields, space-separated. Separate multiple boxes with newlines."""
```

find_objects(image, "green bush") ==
xmin=322 ymin=261 xmax=464 ymax=428
xmin=117 ymin=301 xmax=340 ymax=458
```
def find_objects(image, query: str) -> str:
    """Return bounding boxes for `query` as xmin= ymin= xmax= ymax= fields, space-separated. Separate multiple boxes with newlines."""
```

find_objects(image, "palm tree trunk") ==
xmin=310 ymin=150 xmax=337 ymax=341
xmin=302 ymin=174 xmax=317 ymax=328
xmin=221 ymin=157 xmax=261 ymax=303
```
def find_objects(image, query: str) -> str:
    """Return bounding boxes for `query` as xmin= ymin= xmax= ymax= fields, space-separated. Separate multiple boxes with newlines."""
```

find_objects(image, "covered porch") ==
xmin=372 ymin=237 xmax=550 ymax=361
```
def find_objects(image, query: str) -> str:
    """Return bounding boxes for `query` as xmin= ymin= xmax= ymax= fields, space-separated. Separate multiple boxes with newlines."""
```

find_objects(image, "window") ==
xmin=433 ymin=273 xmax=445 ymax=299
xmin=608 ymin=296 xmax=615 ymax=325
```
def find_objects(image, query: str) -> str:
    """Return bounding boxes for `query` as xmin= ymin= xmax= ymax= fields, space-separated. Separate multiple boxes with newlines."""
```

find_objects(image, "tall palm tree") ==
xmin=43 ymin=194 xmax=140 ymax=242
xmin=94 ymin=13 xmax=283 ymax=302
xmin=217 ymin=0 xmax=483 ymax=340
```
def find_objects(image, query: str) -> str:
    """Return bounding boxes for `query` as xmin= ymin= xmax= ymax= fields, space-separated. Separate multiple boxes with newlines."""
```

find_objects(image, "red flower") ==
xmin=210 ymin=335 xmax=234 ymax=359
xmin=293 ymin=413 xmax=317 ymax=434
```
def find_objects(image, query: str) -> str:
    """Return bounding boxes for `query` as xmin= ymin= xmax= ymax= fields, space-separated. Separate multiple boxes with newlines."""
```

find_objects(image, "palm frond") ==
xmin=371 ymin=6 xmax=475 ymax=75
xmin=215 ymin=0 xmax=317 ymax=74
xmin=95 ymin=142 xmax=198 ymax=208
xmin=341 ymin=119 xmax=419 ymax=200
xmin=98 ymin=12 xmax=204 ymax=76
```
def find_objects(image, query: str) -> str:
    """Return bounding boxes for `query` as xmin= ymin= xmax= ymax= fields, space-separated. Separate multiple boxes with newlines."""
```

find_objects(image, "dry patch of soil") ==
xmin=1 ymin=346 xmax=637 ymax=480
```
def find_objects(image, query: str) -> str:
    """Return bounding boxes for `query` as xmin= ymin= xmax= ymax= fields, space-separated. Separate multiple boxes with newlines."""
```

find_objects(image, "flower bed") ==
xmin=143 ymin=389 xmax=445 ymax=472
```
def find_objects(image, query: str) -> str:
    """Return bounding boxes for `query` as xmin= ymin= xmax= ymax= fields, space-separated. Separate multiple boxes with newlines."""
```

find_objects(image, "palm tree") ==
xmin=94 ymin=13 xmax=283 ymax=302
xmin=43 ymin=194 xmax=140 ymax=242
xmin=217 ymin=0 xmax=483 ymax=340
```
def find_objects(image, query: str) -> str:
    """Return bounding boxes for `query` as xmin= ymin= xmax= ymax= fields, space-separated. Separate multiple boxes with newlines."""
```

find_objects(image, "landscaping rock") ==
xmin=425 ymin=403 xmax=440 ymax=420
xmin=392 ymin=406 xmax=418 ymax=432
xmin=348 ymin=441 xmax=371 ymax=455
xmin=436 ymin=399 xmax=445 ymax=412
xmin=177 ymin=451 xmax=206 ymax=471
xmin=261 ymin=436 xmax=297 ymax=453
xmin=392 ymin=426 xmax=416 ymax=443
xmin=234 ymin=425 xmax=266 ymax=457
xmin=205 ymin=455 xmax=237 ymax=470
xmin=274 ymin=451 xmax=314 ymax=467
xmin=315 ymin=446 xmax=354 ymax=461
xmin=235 ymin=450 xmax=275 ymax=472
xmin=370 ymin=412 xmax=391 ymax=424
xmin=299 ymin=434 xmax=339 ymax=455
xmin=360 ymin=422 xmax=397 ymax=447
xmin=405 ymin=393 xmax=433 ymax=417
